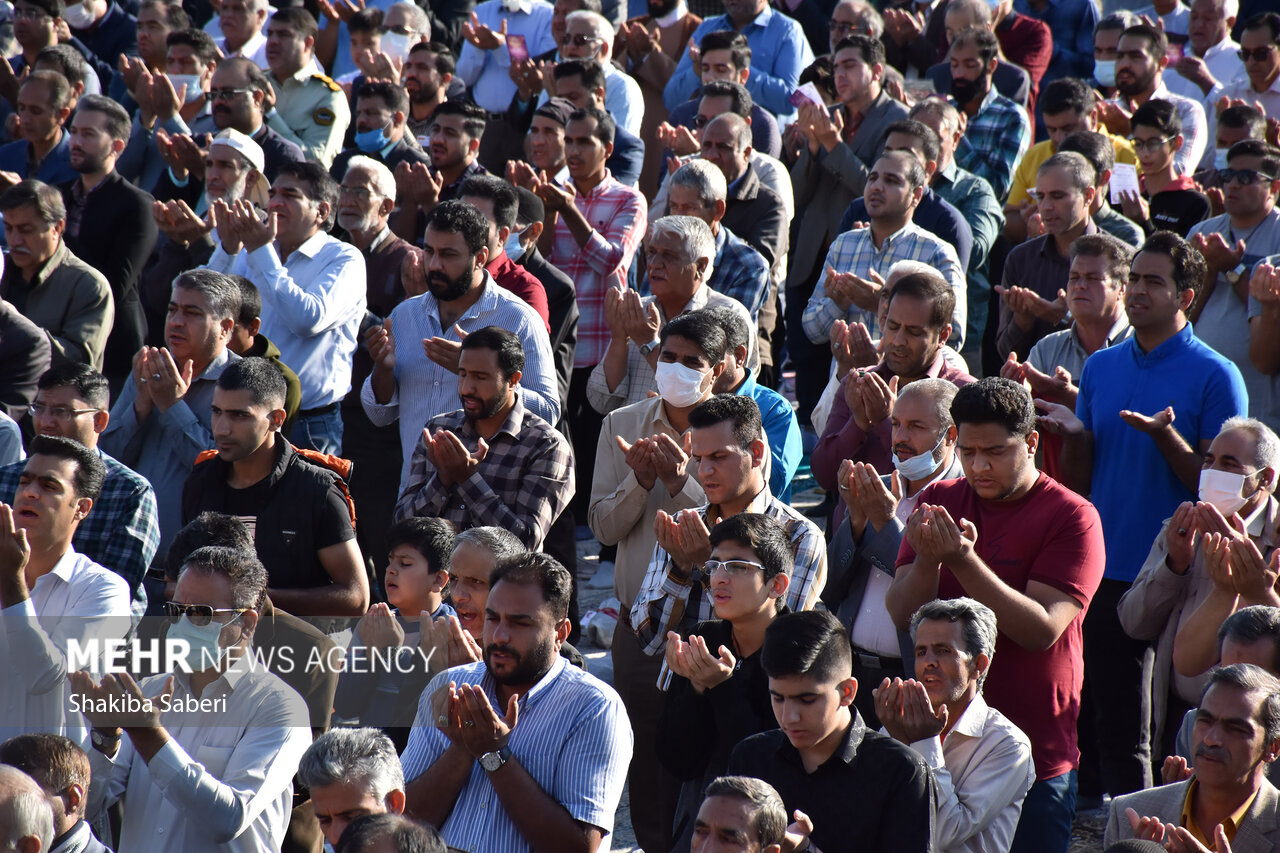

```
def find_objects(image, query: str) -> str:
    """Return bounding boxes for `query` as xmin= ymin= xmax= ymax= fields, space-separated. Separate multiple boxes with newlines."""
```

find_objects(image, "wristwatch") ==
xmin=91 ymin=728 xmax=122 ymax=752
xmin=1225 ymin=262 xmax=1248 ymax=285
xmin=480 ymin=745 xmax=512 ymax=772
xmin=638 ymin=338 xmax=661 ymax=356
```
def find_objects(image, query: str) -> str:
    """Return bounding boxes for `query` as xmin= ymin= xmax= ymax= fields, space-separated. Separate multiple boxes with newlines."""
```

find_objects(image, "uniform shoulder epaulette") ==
xmin=312 ymin=73 xmax=341 ymax=92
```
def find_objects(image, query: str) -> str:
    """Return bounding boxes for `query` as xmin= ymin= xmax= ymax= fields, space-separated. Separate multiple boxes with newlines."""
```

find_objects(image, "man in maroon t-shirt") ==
xmin=886 ymin=376 xmax=1104 ymax=853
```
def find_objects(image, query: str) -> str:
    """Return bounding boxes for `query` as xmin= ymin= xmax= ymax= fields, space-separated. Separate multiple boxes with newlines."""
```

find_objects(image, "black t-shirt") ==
xmin=1147 ymin=187 xmax=1211 ymax=238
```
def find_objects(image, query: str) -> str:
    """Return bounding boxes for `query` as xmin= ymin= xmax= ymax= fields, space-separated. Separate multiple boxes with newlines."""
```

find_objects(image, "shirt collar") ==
xmin=722 ymin=4 xmax=773 ymax=30
xmin=947 ymin=693 xmax=992 ymax=740
xmin=38 ymin=547 xmax=81 ymax=586
xmin=1180 ymin=778 xmax=1258 ymax=846
xmin=654 ymin=0 xmax=687 ymax=27
xmin=569 ymin=169 xmax=617 ymax=200
xmin=502 ymin=0 xmax=534 ymax=14
xmin=284 ymin=230 xmax=329 ymax=260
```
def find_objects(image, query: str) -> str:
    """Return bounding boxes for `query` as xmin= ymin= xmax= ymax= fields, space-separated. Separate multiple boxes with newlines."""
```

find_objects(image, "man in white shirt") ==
xmin=1217 ymin=13 xmax=1280 ymax=121
xmin=215 ymin=0 xmax=270 ymax=68
xmin=875 ymin=597 xmax=1036 ymax=853
xmin=456 ymin=0 xmax=556 ymax=115
xmin=0 ymin=436 xmax=131 ymax=746
xmin=206 ymin=160 xmax=366 ymax=455
xmin=1164 ymin=0 xmax=1244 ymax=105
xmin=70 ymin=545 xmax=312 ymax=853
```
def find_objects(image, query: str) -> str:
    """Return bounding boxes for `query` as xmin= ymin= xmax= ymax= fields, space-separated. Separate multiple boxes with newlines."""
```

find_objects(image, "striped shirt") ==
xmin=401 ymin=657 xmax=633 ymax=852
xmin=801 ymin=222 xmax=967 ymax=347
xmin=546 ymin=171 xmax=647 ymax=369
xmin=630 ymin=489 xmax=828 ymax=655
xmin=360 ymin=273 xmax=559 ymax=490
xmin=954 ymin=88 xmax=1031 ymax=203
xmin=708 ymin=224 xmax=772 ymax=320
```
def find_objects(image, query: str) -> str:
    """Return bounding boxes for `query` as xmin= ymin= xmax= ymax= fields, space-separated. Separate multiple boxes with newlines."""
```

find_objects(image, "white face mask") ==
xmin=167 ymin=73 xmax=205 ymax=104
xmin=1094 ymin=59 xmax=1117 ymax=87
xmin=380 ymin=31 xmax=413 ymax=64
xmin=1213 ymin=147 xmax=1231 ymax=171
xmin=61 ymin=1 xmax=96 ymax=28
xmin=654 ymin=360 xmax=711 ymax=408
xmin=1199 ymin=467 xmax=1253 ymax=517
xmin=893 ymin=432 xmax=947 ymax=482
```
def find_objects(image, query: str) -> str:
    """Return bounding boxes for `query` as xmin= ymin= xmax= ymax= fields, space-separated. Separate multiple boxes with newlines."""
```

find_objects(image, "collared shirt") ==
xmin=485 ymin=249 xmax=550 ymax=331
xmin=1028 ymin=314 xmax=1133 ymax=381
xmin=101 ymin=348 xmax=239 ymax=557
xmin=933 ymin=160 xmax=1005 ymax=270
xmin=0 ymin=548 xmax=131 ymax=746
xmin=1180 ymin=778 xmax=1256 ymax=847
xmin=1095 ymin=202 xmax=1146 ymax=247
xmin=88 ymin=661 xmax=312 ymax=853
xmin=360 ymin=273 xmax=559 ymax=489
xmin=546 ymin=171 xmax=647 ymax=368
xmin=0 ymin=241 xmax=113 ymax=369
xmin=266 ymin=64 xmax=351 ymax=167
xmin=1136 ymin=1 xmax=1189 ymax=34
xmin=456 ymin=0 xmax=556 ymax=113
xmin=1218 ymin=74 xmax=1280 ymax=130
xmin=217 ymin=28 xmax=269 ymax=68
xmin=0 ymin=131 xmax=76 ymax=186
xmin=393 ymin=398 xmax=574 ymax=550
xmin=589 ymin=396 xmax=707 ymax=608
xmin=585 ymin=285 xmax=758 ymax=415
xmin=737 ymin=369 xmax=803 ymax=502
xmin=207 ymin=231 xmax=366 ymax=409
xmin=1012 ymin=0 xmax=1098 ymax=81
xmin=708 ymin=224 xmax=771 ymax=320
xmin=953 ymin=87 xmax=1031 ymax=203
xmin=663 ymin=5 xmax=813 ymax=123
xmin=401 ymin=657 xmax=633 ymax=852
xmin=1136 ymin=81 xmax=1209 ymax=175
xmin=801 ymin=222 xmax=967 ymax=346
xmin=0 ymin=450 xmax=159 ymax=604
xmin=902 ymin=695 xmax=1036 ymax=853
xmin=1007 ymin=133 xmax=1139 ymax=209
xmin=631 ymin=488 xmax=828 ymax=655
xmin=1164 ymin=36 xmax=1242 ymax=105
xmin=996 ymin=223 xmax=1100 ymax=359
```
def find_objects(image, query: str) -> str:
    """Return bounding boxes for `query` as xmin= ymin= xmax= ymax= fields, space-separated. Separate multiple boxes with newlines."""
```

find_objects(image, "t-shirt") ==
xmin=1077 ymin=324 xmax=1248 ymax=582
xmin=895 ymin=473 xmax=1105 ymax=781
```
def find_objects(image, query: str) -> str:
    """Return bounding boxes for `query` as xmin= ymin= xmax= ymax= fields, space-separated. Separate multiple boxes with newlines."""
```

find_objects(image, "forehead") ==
xmin=709 ymin=539 xmax=759 ymax=561
xmin=341 ymin=169 xmax=376 ymax=189
xmin=1241 ymin=27 xmax=1276 ymax=49
xmin=458 ymin=345 xmax=501 ymax=371
xmin=1227 ymin=154 xmax=1265 ymax=171
xmin=884 ymin=131 xmax=924 ymax=153
xmin=1035 ymin=166 xmax=1074 ymax=189
xmin=956 ymin=420 xmax=1019 ymax=446
xmin=768 ymin=672 xmax=839 ymax=695
xmin=208 ymin=145 xmax=250 ymax=167
xmin=691 ymin=419 xmax=739 ymax=448
xmin=71 ymin=110 xmax=111 ymax=131
xmin=831 ymin=2 xmax=860 ymax=22
xmin=168 ymin=44 xmax=198 ymax=60
xmin=1201 ymin=682 xmax=1264 ymax=721
xmin=698 ymin=96 xmax=733 ymax=118
xmin=886 ymin=291 xmax=935 ymax=324
xmin=702 ymin=48 xmax=735 ymax=64
xmin=530 ymin=116 xmax=565 ymax=134
xmin=701 ymin=120 xmax=737 ymax=145
xmin=1043 ymin=109 xmax=1086 ymax=126
xmin=834 ymin=46 xmax=868 ymax=66
xmin=892 ymin=391 xmax=942 ymax=424
xmin=35 ymin=385 xmax=88 ymax=406
xmin=448 ymin=541 xmax=495 ymax=576
xmin=1069 ymin=253 xmax=1113 ymax=276
xmin=872 ymin=156 xmax=910 ymax=178
xmin=696 ymin=795 xmax=757 ymax=833
xmin=171 ymin=284 xmax=214 ymax=309
xmin=948 ymin=40 xmax=981 ymax=60
xmin=565 ymin=117 xmax=600 ymax=138
xmin=266 ymin=21 xmax=300 ymax=37
xmin=915 ymin=617 xmax=966 ymax=646
xmin=357 ymin=95 xmax=391 ymax=112
xmin=1117 ymin=33 xmax=1156 ymax=54
xmin=271 ymin=174 xmax=311 ymax=196
xmin=487 ymin=578 xmax=550 ymax=615
xmin=461 ymin=195 xmax=496 ymax=221
xmin=1190 ymin=0 xmax=1222 ymax=14
xmin=423 ymin=224 xmax=470 ymax=251
xmin=18 ymin=80 xmax=52 ymax=104
xmin=21 ymin=453 xmax=77 ymax=484
xmin=432 ymin=113 xmax=468 ymax=133
xmin=309 ymin=779 xmax=383 ymax=811
xmin=565 ymin=17 xmax=596 ymax=34
xmin=1222 ymin=636 xmax=1279 ymax=668
xmin=668 ymin=183 xmax=708 ymax=205
xmin=1208 ymin=427 xmax=1258 ymax=462
xmin=212 ymin=386 xmax=264 ymax=410
xmin=212 ymin=64 xmax=250 ymax=85
xmin=661 ymin=333 xmax=708 ymax=360
xmin=139 ymin=3 xmax=168 ymax=22
xmin=1131 ymin=249 xmax=1175 ymax=280
xmin=173 ymin=567 xmax=235 ymax=606
xmin=384 ymin=6 xmax=411 ymax=26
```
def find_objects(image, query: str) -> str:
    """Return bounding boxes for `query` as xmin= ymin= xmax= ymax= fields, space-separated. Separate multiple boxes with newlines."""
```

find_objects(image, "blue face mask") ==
xmin=167 ymin=613 xmax=240 ymax=672
xmin=504 ymin=227 xmax=525 ymax=260
xmin=354 ymin=124 xmax=392 ymax=153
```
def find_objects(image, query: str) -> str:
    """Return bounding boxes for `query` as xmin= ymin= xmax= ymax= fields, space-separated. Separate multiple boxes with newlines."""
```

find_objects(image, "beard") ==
xmin=648 ymin=0 xmax=678 ymax=16
xmin=461 ymin=392 xmax=506 ymax=422
xmin=949 ymin=73 xmax=988 ymax=105
xmin=427 ymin=267 xmax=474 ymax=302
xmin=485 ymin=634 xmax=557 ymax=686
xmin=71 ymin=149 xmax=109 ymax=174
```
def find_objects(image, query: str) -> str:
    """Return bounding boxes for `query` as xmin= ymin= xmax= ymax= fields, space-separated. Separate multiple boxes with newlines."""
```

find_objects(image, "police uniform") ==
xmin=266 ymin=65 xmax=351 ymax=168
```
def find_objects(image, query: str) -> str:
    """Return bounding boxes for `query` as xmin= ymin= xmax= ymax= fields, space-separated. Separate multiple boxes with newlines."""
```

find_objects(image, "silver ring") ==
xmin=139 ymin=377 xmax=148 ymax=384
xmin=152 ymin=373 xmax=162 ymax=381
xmin=838 ymin=485 xmax=849 ymax=491
xmin=1178 ymin=528 xmax=1187 ymax=535
xmin=436 ymin=714 xmax=447 ymax=725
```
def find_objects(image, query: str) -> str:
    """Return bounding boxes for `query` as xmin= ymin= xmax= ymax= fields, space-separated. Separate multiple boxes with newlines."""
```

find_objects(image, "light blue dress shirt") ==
xmin=456 ymin=0 xmax=558 ymax=114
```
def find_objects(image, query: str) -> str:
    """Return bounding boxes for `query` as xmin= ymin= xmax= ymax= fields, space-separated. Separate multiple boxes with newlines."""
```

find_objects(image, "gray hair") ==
xmin=1039 ymin=151 xmax=1095 ymax=194
xmin=389 ymin=1 xmax=430 ymax=34
xmin=896 ymin=377 xmax=958 ymax=434
xmin=701 ymin=306 xmax=751 ymax=355
xmin=833 ymin=0 xmax=884 ymax=38
xmin=944 ymin=0 xmax=992 ymax=27
xmin=172 ymin=269 xmax=241 ymax=322
xmin=0 ymin=766 xmax=54 ymax=852
xmin=886 ymin=259 xmax=936 ymax=285
xmin=453 ymin=526 xmax=525 ymax=564
xmin=297 ymin=728 xmax=404 ymax=799
xmin=1203 ymin=663 xmax=1280 ymax=743
xmin=650 ymin=215 xmax=716 ymax=280
xmin=909 ymin=98 xmax=962 ymax=139
xmin=1095 ymin=10 xmax=1140 ymax=35
xmin=670 ymin=159 xmax=727 ymax=208
xmin=565 ymin=9 xmax=613 ymax=44
xmin=344 ymin=155 xmax=397 ymax=201
xmin=909 ymin=597 xmax=997 ymax=689
xmin=703 ymin=776 xmax=787 ymax=848
xmin=1218 ymin=416 xmax=1280 ymax=474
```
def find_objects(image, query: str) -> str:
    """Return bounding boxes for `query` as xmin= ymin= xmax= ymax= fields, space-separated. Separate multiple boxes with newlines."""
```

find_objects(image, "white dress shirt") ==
xmin=207 ymin=231 xmax=366 ymax=409
xmin=0 ymin=549 xmax=131 ymax=746
xmin=456 ymin=0 xmax=557 ymax=114
xmin=1164 ymin=36 xmax=1242 ymax=106
xmin=1149 ymin=80 xmax=1208 ymax=176
xmin=899 ymin=695 xmax=1036 ymax=853
xmin=87 ymin=662 xmax=312 ymax=853
xmin=217 ymin=29 xmax=269 ymax=70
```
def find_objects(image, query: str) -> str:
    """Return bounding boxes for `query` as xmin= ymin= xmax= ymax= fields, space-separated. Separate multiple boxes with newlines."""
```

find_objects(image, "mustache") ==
xmin=485 ymin=644 xmax=519 ymax=658
xmin=1196 ymin=745 xmax=1229 ymax=762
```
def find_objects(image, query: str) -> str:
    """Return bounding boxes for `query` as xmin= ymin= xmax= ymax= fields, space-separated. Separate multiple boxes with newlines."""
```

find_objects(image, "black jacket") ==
xmin=518 ymin=246 xmax=577 ymax=413
xmin=721 ymin=162 xmax=787 ymax=268
xmin=330 ymin=135 xmax=431 ymax=180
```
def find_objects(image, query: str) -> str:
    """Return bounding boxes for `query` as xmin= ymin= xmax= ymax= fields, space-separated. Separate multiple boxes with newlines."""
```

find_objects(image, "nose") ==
xmin=782 ymin=700 xmax=802 ymax=725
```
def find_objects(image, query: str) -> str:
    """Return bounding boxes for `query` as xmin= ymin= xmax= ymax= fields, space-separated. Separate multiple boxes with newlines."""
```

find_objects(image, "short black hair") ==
xmin=949 ymin=377 xmax=1036 ymax=438
xmin=554 ymin=57 xmax=607 ymax=93
xmin=1227 ymin=140 xmax=1280 ymax=178
xmin=1058 ymin=130 xmax=1113 ymax=185
xmin=568 ymin=107 xmax=615 ymax=146
xmin=709 ymin=513 xmax=794 ymax=587
xmin=216 ymin=357 xmax=288 ymax=409
xmin=167 ymin=28 xmax=220 ymax=65
xmin=28 ymin=435 xmax=104 ymax=500
xmin=833 ymin=33 xmax=884 ymax=67
xmin=347 ymin=6 xmax=383 ymax=34
xmin=166 ymin=512 xmax=254 ymax=581
xmin=385 ymin=517 xmax=456 ymax=575
xmin=688 ymin=394 xmax=763 ymax=449
xmin=16 ymin=0 xmax=62 ymax=22
xmin=269 ymin=6 xmax=318 ymax=40
xmin=1040 ymin=77 xmax=1095 ymax=118
xmin=230 ymin=275 xmax=261 ymax=326
xmin=427 ymin=199 xmax=490 ymax=256
xmin=949 ymin=26 xmax=999 ymax=65
xmin=459 ymin=175 xmax=519 ymax=231
xmin=74 ymin=94 xmax=131 ymax=144
xmin=179 ymin=545 xmax=269 ymax=611
xmin=356 ymin=78 xmax=408 ymax=115
xmin=34 ymin=44 xmax=89 ymax=89
xmin=459 ymin=325 xmax=525 ymax=380
xmin=1219 ymin=104 xmax=1265 ymax=138
xmin=1241 ymin=11 xmax=1280 ymax=44
xmin=701 ymin=305 xmax=751 ymax=357
xmin=887 ymin=270 xmax=955 ymax=332
xmin=430 ymin=99 xmax=487 ymax=140
xmin=489 ymin=552 xmax=572 ymax=621
xmin=701 ymin=80 xmax=753 ymax=118
xmin=0 ymin=179 xmax=66 ymax=225
xmin=274 ymin=161 xmax=339 ymax=230
xmin=409 ymin=41 xmax=456 ymax=76
xmin=883 ymin=119 xmax=940 ymax=165
xmin=37 ymin=363 xmax=108 ymax=409
xmin=1138 ymin=230 xmax=1209 ymax=300
xmin=335 ymin=813 xmax=445 ymax=853
xmin=798 ymin=55 xmax=836 ymax=102
xmin=1120 ymin=23 xmax=1167 ymax=61
xmin=762 ymin=610 xmax=852 ymax=683
xmin=1131 ymin=98 xmax=1181 ymax=139
xmin=1219 ymin=605 xmax=1280 ymax=673
xmin=699 ymin=30 xmax=751 ymax=69
xmin=660 ymin=311 xmax=729 ymax=367
xmin=20 ymin=70 xmax=72 ymax=111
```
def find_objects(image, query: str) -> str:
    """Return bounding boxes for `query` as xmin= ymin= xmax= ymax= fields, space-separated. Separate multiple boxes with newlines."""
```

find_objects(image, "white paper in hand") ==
xmin=1109 ymin=162 xmax=1140 ymax=205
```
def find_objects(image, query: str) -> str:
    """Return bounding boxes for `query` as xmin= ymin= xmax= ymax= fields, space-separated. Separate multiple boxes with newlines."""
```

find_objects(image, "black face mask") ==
xmin=950 ymin=73 xmax=987 ymax=104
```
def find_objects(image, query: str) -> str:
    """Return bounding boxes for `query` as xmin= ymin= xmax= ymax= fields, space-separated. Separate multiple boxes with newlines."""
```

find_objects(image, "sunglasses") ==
xmin=701 ymin=559 xmax=767 ymax=578
xmin=164 ymin=602 xmax=249 ymax=627
xmin=1238 ymin=46 xmax=1277 ymax=63
xmin=1217 ymin=168 xmax=1278 ymax=186
xmin=209 ymin=87 xmax=252 ymax=101
xmin=559 ymin=33 xmax=600 ymax=46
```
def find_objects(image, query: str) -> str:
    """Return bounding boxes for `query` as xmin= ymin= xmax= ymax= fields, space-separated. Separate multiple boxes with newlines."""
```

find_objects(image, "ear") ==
xmin=713 ymin=198 xmax=726 ymax=221
xmin=53 ymin=219 xmax=65 ymax=240
xmin=1084 ymin=184 xmax=1098 ymax=207
xmin=972 ymin=652 xmax=991 ymax=682
xmin=379 ymin=194 xmax=395 ymax=217
xmin=734 ymin=343 xmax=748 ymax=366
xmin=987 ymin=56 xmax=998 ymax=75
xmin=507 ymin=367 xmax=523 ymax=389
xmin=474 ymin=244 xmax=490 ymax=268
xmin=1172 ymin=133 xmax=1184 ymax=153
xmin=1025 ymin=429 xmax=1039 ymax=456
xmin=393 ymin=108 xmax=406 ymax=128
xmin=769 ymin=571 xmax=790 ymax=601
xmin=386 ymin=788 xmax=407 ymax=815
xmin=497 ymin=223 xmax=512 ymax=246
xmin=74 ymin=496 xmax=93 ymax=521
xmin=604 ymin=139 xmax=615 ymax=159
xmin=92 ymin=408 xmax=109 ymax=435
xmin=554 ymin=615 xmax=572 ymax=645
xmin=63 ymin=781 xmax=85 ymax=815
xmin=872 ymin=62 xmax=884 ymax=82
xmin=749 ymin=436 xmax=767 ymax=468
xmin=467 ymin=135 xmax=481 ymax=156
xmin=1178 ymin=286 xmax=1197 ymax=312
xmin=441 ymin=71 xmax=454 ymax=86
xmin=237 ymin=608 xmax=259 ymax=639
xmin=524 ymin=220 xmax=544 ymax=242
xmin=268 ymin=406 xmax=287 ymax=432
xmin=839 ymin=676 xmax=858 ymax=705
xmin=304 ymin=34 xmax=315 ymax=54
xmin=251 ymin=88 xmax=265 ymax=109
xmin=943 ymin=423 xmax=957 ymax=446
xmin=316 ymin=199 xmax=332 ymax=227
xmin=694 ymin=255 xmax=710 ymax=278
xmin=248 ymin=317 xmax=262 ymax=336
xmin=1260 ymin=466 xmax=1277 ymax=492
xmin=219 ymin=315 xmax=235 ymax=339
xmin=938 ymin=322 xmax=951 ymax=344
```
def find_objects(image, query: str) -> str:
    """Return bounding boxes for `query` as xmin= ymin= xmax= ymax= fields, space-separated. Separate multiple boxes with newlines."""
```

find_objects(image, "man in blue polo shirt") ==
xmin=1036 ymin=230 xmax=1247 ymax=804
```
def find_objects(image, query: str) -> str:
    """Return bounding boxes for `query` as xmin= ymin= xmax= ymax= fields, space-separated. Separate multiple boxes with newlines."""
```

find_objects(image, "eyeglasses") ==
xmin=209 ymin=87 xmax=251 ymax=101
xmin=1217 ymin=167 xmax=1278 ymax=185
xmin=1129 ymin=135 xmax=1175 ymax=153
xmin=381 ymin=24 xmax=415 ymax=35
xmin=559 ymin=33 xmax=600 ymax=47
xmin=164 ymin=602 xmax=249 ymax=627
xmin=338 ymin=185 xmax=376 ymax=200
xmin=828 ymin=19 xmax=855 ymax=32
xmin=1238 ymin=46 xmax=1277 ymax=63
xmin=701 ymin=559 xmax=767 ymax=578
xmin=28 ymin=403 xmax=99 ymax=421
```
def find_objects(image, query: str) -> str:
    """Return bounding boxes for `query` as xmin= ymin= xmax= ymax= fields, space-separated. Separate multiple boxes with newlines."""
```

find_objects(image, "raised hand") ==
xmin=0 ymin=503 xmax=31 ymax=588
xmin=143 ymin=347 xmax=194 ymax=411
xmin=1164 ymin=502 xmax=1198 ymax=575
xmin=616 ymin=435 xmax=658 ymax=490
xmin=1189 ymin=232 xmax=1246 ymax=274
xmin=401 ymin=249 xmax=428 ymax=297
xmin=356 ymin=602 xmax=405 ymax=650
xmin=365 ymin=317 xmax=395 ymax=370
xmin=1250 ymin=263 xmax=1280 ymax=306
xmin=1034 ymin=398 xmax=1085 ymax=436
xmin=423 ymin=325 xmax=468 ymax=373
xmin=462 ymin=12 xmax=507 ymax=51
xmin=1119 ymin=406 xmax=1175 ymax=435
xmin=679 ymin=634 xmax=737 ymax=693
xmin=1160 ymin=754 xmax=1192 ymax=785
xmin=875 ymin=677 xmax=948 ymax=743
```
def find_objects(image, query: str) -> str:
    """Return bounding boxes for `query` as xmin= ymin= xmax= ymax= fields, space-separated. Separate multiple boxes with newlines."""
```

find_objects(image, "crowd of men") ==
xmin=0 ymin=0 xmax=1279 ymax=848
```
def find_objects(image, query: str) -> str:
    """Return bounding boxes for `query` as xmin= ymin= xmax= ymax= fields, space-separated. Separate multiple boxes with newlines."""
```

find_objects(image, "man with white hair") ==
xmin=553 ymin=10 xmax=643 ymax=136
xmin=587 ymin=215 xmax=757 ymax=415
xmin=0 ymin=766 xmax=53 ymax=853
xmin=215 ymin=0 xmax=270 ymax=68
xmin=299 ymin=728 xmax=407 ymax=848
xmin=1163 ymin=0 xmax=1244 ymax=104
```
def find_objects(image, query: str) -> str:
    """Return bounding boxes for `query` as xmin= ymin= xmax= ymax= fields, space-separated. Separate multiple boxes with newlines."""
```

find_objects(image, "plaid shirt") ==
xmin=547 ymin=170 xmax=647 ymax=369
xmin=630 ymin=489 xmax=828 ymax=655
xmin=800 ymin=222 xmax=967 ymax=347
xmin=0 ymin=450 xmax=158 ymax=608
xmin=953 ymin=88 xmax=1031 ymax=203
xmin=708 ymin=225 xmax=771 ymax=320
xmin=392 ymin=397 xmax=575 ymax=550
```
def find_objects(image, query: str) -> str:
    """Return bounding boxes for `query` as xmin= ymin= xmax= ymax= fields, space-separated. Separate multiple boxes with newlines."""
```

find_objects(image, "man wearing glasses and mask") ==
xmin=69 ymin=545 xmax=311 ymax=853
